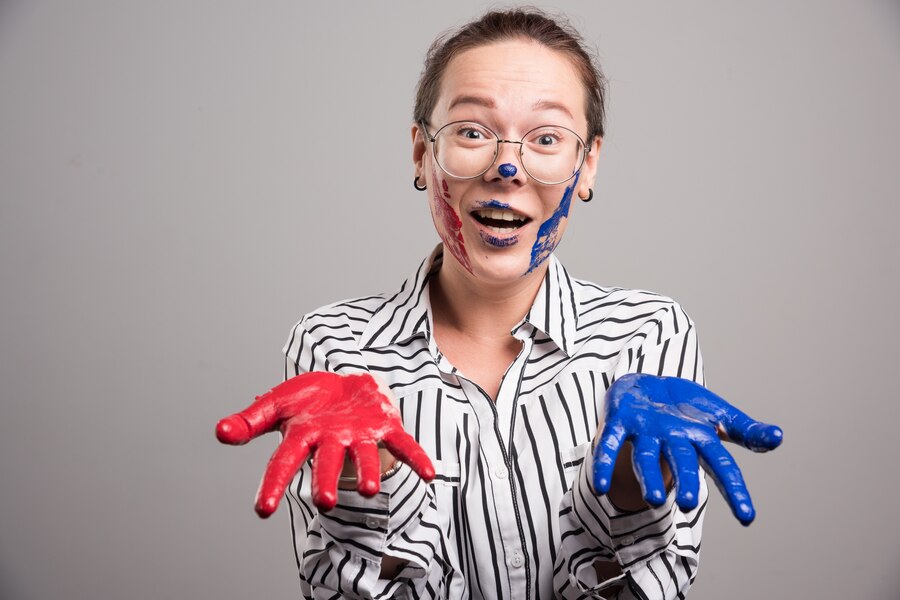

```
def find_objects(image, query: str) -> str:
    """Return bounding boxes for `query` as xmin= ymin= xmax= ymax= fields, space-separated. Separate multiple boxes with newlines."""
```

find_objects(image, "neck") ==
xmin=430 ymin=251 xmax=548 ymax=344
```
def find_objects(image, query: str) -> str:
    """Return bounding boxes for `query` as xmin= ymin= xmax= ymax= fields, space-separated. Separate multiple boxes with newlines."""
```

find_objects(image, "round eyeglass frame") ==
xmin=420 ymin=120 xmax=590 ymax=185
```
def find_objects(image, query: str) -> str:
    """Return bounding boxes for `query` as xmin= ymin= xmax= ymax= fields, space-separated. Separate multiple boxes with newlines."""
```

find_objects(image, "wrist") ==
xmin=337 ymin=447 xmax=399 ymax=489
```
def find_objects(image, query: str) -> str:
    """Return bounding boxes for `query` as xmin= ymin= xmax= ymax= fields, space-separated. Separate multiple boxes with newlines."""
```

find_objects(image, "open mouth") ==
xmin=471 ymin=208 xmax=532 ymax=233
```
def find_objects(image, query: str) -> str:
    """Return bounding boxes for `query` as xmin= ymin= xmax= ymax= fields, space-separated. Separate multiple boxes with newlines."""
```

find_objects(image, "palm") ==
xmin=593 ymin=373 xmax=783 ymax=525
xmin=216 ymin=372 xmax=434 ymax=516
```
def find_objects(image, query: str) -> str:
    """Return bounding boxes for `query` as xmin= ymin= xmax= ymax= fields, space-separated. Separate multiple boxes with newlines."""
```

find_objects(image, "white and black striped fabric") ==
xmin=282 ymin=244 xmax=707 ymax=600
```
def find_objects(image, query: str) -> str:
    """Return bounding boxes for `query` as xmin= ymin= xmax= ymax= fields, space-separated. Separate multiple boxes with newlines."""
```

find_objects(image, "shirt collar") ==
xmin=521 ymin=253 xmax=580 ymax=357
xmin=361 ymin=244 xmax=579 ymax=357
xmin=360 ymin=244 xmax=442 ymax=350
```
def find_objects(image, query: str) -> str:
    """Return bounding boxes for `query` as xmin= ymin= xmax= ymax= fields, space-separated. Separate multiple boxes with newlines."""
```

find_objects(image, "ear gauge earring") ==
xmin=414 ymin=176 xmax=427 ymax=191
xmin=580 ymin=188 xmax=594 ymax=202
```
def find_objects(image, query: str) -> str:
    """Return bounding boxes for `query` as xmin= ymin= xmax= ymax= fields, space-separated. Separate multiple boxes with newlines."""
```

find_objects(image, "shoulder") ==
xmin=569 ymin=276 xmax=696 ymax=340
xmin=282 ymin=293 xmax=390 ymax=358
xmin=300 ymin=294 xmax=388 ymax=333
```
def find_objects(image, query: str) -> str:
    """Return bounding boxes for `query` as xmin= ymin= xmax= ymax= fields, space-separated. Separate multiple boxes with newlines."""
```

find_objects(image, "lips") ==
xmin=467 ymin=205 xmax=532 ymax=248
xmin=469 ymin=207 xmax=532 ymax=234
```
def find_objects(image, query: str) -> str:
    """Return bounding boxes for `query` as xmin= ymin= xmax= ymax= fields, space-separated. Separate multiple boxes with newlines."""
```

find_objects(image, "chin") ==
xmin=468 ymin=246 xmax=538 ymax=283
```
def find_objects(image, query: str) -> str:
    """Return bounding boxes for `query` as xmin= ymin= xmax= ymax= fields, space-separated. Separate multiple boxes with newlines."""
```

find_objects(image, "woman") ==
xmin=217 ymin=9 xmax=781 ymax=599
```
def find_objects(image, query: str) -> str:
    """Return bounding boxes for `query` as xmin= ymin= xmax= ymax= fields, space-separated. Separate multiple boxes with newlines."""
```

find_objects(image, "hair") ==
xmin=414 ymin=8 xmax=607 ymax=143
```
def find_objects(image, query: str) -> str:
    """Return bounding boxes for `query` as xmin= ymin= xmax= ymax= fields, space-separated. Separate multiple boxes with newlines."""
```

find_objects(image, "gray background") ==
xmin=1 ymin=1 xmax=898 ymax=598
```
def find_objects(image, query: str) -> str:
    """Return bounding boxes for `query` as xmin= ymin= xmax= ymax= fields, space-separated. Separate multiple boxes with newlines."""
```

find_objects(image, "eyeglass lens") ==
xmin=432 ymin=122 xmax=584 ymax=184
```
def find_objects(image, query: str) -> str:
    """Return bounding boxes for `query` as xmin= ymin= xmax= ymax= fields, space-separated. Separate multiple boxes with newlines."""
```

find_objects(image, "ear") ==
xmin=412 ymin=123 xmax=427 ymax=178
xmin=578 ymin=136 xmax=602 ymax=198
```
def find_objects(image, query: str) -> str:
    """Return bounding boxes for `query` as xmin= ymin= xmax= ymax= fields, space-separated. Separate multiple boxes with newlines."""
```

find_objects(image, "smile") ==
xmin=470 ymin=208 xmax=532 ymax=233
xmin=469 ymin=207 xmax=532 ymax=248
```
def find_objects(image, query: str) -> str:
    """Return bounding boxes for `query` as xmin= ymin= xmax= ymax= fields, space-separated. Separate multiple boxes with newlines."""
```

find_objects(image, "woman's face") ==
xmin=413 ymin=39 xmax=601 ymax=284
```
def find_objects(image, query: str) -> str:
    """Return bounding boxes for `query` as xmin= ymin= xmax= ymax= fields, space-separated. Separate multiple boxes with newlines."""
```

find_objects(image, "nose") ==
xmin=498 ymin=163 xmax=517 ymax=178
xmin=485 ymin=141 xmax=525 ymax=183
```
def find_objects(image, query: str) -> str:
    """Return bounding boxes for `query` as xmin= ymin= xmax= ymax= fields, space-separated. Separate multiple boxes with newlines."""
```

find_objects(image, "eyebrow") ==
xmin=531 ymin=99 xmax=574 ymax=120
xmin=447 ymin=95 xmax=495 ymax=111
xmin=446 ymin=95 xmax=574 ymax=120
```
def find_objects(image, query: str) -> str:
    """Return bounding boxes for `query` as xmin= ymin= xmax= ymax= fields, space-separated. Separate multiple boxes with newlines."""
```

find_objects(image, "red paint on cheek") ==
xmin=430 ymin=170 xmax=472 ymax=274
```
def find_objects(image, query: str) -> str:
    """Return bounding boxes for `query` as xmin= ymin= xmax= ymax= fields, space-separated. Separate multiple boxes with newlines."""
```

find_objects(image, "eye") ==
xmin=526 ymin=127 xmax=573 ymax=154
xmin=446 ymin=122 xmax=495 ymax=145
xmin=529 ymin=128 xmax=564 ymax=146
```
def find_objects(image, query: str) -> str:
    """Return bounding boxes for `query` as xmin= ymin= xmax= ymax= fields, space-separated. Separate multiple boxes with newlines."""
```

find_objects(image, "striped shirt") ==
xmin=282 ymin=244 xmax=707 ymax=599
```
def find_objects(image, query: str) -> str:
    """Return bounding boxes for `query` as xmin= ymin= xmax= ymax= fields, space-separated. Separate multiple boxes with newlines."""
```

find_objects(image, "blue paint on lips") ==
xmin=477 ymin=199 xmax=511 ymax=210
xmin=527 ymin=171 xmax=579 ymax=273
xmin=479 ymin=231 xmax=518 ymax=247
xmin=498 ymin=163 xmax=517 ymax=178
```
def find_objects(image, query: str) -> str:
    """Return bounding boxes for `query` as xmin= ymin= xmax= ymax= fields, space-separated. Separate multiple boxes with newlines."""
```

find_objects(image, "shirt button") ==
xmin=365 ymin=517 xmax=380 ymax=529
xmin=494 ymin=466 xmax=509 ymax=479
xmin=509 ymin=553 xmax=524 ymax=568
xmin=620 ymin=535 xmax=635 ymax=546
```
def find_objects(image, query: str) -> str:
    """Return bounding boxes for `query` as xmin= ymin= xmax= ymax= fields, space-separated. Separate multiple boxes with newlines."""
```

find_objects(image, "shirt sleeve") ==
xmin=281 ymin=317 xmax=448 ymax=599
xmin=555 ymin=301 xmax=708 ymax=599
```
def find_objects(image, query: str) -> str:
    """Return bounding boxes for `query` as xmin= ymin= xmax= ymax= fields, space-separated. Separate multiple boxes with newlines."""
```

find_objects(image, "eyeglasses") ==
xmin=420 ymin=120 xmax=589 ymax=185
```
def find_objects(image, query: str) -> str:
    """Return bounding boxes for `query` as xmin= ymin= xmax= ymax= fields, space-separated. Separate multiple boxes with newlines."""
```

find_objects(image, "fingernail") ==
xmin=358 ymin=480 xmax=379 ymax=496
xmin=314 ymin=492 xmax=336 ymax=512
xmin=216 ymin=416 xmax=250 ymax=444
xmin=255 ymin=496 xmax=277 ymax=518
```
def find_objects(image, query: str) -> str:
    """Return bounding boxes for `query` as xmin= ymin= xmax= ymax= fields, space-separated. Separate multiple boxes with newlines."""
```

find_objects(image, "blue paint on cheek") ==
xmin=498 ymin=163 xmax=517 ymax=178
xmin=527 ymin=171 xmax=579 ymax=273
xmin=477 ymin=199 xmax=511 ymax=210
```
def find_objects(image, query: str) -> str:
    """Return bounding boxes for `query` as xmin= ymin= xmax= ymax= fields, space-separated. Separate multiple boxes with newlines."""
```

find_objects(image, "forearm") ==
xmin=303 ymin=464 xmax=435 ymax=596
xmin=555 ymin=444 xmax=705 ymax=599
xmin=336 ymin=448 xmax=407 ymax=579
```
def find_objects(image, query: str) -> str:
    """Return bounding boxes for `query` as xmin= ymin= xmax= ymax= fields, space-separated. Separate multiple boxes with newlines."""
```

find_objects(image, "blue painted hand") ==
xmin=592 ymin=373 xmax=783 ymax=525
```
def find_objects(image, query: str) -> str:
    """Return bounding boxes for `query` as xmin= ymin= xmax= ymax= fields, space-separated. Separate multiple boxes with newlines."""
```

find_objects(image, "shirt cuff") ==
xmin=316 ymin=463 xmax=430 ymax=562
xmin=573 ymin=445 xmax=678 ymax=569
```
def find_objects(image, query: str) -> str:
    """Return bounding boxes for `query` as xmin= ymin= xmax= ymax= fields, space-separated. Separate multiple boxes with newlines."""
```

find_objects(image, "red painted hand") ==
xmin=216 ymin=372 xmax=435 ymax=516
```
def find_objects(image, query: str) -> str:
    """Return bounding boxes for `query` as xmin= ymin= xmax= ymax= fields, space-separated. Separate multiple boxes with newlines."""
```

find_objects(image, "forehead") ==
xmin=435 ymin=39 xmax=586 ymax=129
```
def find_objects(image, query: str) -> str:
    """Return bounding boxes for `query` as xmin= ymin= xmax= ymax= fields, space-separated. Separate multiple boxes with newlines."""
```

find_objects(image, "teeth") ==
xmin=475 ymin=209 xmax=524 ymax=222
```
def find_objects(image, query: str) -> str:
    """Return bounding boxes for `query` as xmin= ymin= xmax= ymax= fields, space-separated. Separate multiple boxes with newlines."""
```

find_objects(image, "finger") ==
xmin=696 ymin=440 xmax=755 ymax=525
xmin=711 ymin=397 xmax=783 ymax=452
xmin=632 ymin=435 xmax=666 ymax=506
xmin=662 ymin=439 xmax=700 ymax=511
xmin=216 ymin=373 xmax=340 ymax=445
xmin=381 ymin=429 xmax=435 ymax=481
xmin=254 ymin=434 xmax=312 ymax=518
xmin=668 ymin=379 xmax=784 ymax=453
xmin=310 ymin=441 xmax=346 ymax=512
xmin=348 ymin=439 xmax=382 ymax=497
xmin=732 ymin=421 xmax=784 ymax=453
xmin=592 ymin=419 xmax=626 ymax=494
xmin=216 ymin=397 xmax=280 ymax=445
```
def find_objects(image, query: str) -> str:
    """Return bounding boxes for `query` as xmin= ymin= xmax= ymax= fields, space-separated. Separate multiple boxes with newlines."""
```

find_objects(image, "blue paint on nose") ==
xmin=498 ymin=163 xmax=517 ymax=178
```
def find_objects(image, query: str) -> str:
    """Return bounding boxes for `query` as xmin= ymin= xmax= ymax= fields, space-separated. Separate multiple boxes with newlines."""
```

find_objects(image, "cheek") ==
xmin=526 ymin=172 xmax=580 ymax=274
xmin=428 ymin=167 xmax=472 ymax=274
